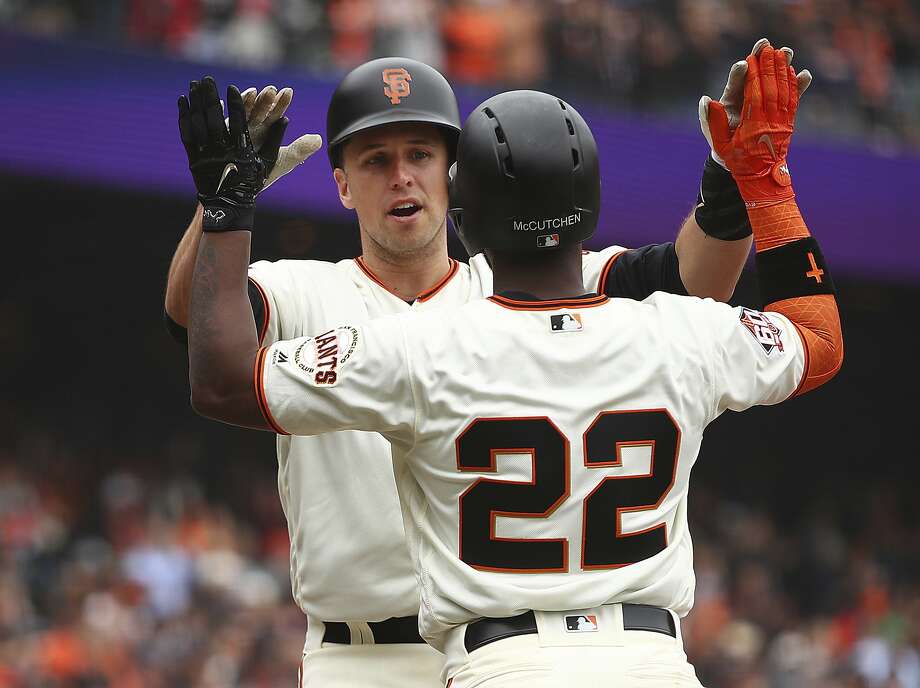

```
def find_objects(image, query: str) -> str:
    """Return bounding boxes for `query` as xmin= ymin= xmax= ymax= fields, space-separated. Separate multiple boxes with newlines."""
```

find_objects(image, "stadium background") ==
xmin=1 ymin=1 xmax=918 ymax=685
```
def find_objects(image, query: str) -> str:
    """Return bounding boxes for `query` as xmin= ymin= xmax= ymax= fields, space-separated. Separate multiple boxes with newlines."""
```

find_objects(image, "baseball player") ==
xmin=183 ymin=41 xmax=842 ymax=686
xmin=168 ymin=52 xmax=786 ymax=686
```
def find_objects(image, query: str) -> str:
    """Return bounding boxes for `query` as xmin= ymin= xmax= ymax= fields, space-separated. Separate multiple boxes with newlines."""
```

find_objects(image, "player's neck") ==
xmin=488 ymin=244 xmax=587 ymax=300
xmin=359 ymin=236 xmax=452 ymax=303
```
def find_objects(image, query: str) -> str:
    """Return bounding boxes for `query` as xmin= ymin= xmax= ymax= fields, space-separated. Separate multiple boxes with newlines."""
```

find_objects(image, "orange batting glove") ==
xmin=706 ymin=41 xmax=799 ymax=207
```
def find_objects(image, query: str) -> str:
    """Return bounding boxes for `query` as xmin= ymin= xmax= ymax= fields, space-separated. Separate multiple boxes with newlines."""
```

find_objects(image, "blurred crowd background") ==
xmin=3 ymin=447 xmax=919 ymax=687
xmin=1 ymin=1 xmax=919 ymax=687
xmin=2 ymin=0 xmax=920 ymax=151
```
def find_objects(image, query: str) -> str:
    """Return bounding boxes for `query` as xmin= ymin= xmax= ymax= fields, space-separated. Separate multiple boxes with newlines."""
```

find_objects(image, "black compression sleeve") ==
xmin=599 ymin=243 xmax=688 ymax=300
xmin=756 ymin=237 xmax=836 ymax=306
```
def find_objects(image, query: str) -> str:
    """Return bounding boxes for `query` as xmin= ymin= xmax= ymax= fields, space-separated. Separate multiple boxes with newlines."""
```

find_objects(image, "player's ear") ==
xmin=333 ymin=167 xmax=355 ymax=210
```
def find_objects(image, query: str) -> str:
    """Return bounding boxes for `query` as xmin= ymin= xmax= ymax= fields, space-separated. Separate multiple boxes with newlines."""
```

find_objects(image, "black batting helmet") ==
xmin=326 ymin=57 xmax=461 ymax=169
xmin=448 ymin=90 xmax=600 ymax=256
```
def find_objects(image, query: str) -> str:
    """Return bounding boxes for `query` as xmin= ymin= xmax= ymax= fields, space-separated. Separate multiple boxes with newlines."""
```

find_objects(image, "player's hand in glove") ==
xmin=235 ymin=85 xmax=322 ymax=190
xmin=700 ymin=40 xmax=812 ymax=206
xmin=179 ymin=76 xmax=285 ymax=231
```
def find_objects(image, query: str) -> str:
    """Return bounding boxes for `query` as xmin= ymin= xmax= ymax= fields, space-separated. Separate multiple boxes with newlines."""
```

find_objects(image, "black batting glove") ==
xmin=178 ymin=76 xmax=288 ymax=232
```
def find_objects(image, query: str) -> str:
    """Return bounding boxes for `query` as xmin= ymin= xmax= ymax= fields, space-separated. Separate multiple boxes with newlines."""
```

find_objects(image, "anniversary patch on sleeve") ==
xmin=739 ymin=307 xmax=785 ymax=356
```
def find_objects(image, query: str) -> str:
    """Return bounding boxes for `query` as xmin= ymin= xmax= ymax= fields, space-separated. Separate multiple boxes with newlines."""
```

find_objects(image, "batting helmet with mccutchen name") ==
xmin=448 ymin=90 xmax=600 ymax=256
xmin=326 ymin=57 xmax=462 ymax=169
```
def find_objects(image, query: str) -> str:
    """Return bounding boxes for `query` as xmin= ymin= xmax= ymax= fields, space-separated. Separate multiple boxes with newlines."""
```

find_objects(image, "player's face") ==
xmin=334 ymin=123 xmax=449 ymax=260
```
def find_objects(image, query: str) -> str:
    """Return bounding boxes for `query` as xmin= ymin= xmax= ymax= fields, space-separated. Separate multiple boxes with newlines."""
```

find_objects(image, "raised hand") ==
xmin=236 ymin=84 xmax=322 ymax=190
xmin=179 ymin=76 xmax=286 ymax=231
xmin=699 ymin=39 xmax=812 ymax=205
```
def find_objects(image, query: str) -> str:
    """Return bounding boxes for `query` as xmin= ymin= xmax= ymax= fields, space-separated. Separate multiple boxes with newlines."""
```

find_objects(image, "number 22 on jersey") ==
xmin=456 ymin=409 xmax=679 ymax=572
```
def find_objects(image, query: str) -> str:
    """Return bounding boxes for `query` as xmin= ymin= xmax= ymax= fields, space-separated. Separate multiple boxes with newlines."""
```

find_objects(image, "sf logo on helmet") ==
xmin=383 ymin=68 xmax=412 ymax=105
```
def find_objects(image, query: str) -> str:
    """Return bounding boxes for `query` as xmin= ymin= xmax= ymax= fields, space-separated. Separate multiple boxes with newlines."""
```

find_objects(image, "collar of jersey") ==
xmin=488 ymin=291 xmax=609 ymax=310
xmin=355 ymin=256 xmax=460 ymax=303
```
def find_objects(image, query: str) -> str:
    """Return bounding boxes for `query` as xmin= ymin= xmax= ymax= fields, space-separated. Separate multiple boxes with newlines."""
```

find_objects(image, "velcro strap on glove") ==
xmin=695 ymin=156 xmax=752 ymax=241
xmin=201 ymin=196 xmax=255 ymax=232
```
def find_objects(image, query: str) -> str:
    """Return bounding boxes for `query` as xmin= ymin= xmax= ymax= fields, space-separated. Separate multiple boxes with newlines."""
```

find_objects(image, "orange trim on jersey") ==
xmin=597 ymin=250 xmax=626 ymax=295
xmin=355 ymin=256 xmax=459 ymax=302
xmin=767 ymin=294 xmax=843 ymax=397
xmin=248 ymin=276 xmax=271 ymax=345
xmin=254 ymin=347 xmax=290 ymax=435
xmin=488 ymin=294 xmax=609 ymax=311
xmin=417 ymin=259 xmax=460 ymax=301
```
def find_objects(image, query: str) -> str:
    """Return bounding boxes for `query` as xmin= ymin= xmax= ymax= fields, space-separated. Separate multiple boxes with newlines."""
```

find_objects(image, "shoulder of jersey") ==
xmin=582 ymin=245 xmax=629 ymax=257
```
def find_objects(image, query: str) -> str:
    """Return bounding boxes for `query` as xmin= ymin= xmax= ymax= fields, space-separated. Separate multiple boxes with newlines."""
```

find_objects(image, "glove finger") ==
xmin=260 ymin=88 xmax=291 ymax=129
xmin=760 ymin=45 xmax=779 ymax=120
xmin=260 ymin=117 xmax=289 ymax=166
xmin=790 ymin=68 xmax=804 ymax=125
xmin=698 ymin=95 xmax=715 ymax=149
xmin=265 ymin=133 xmax=323 ymax=189
xmin=704 ymin=99 xmax=733 ymax=163
xmin=178 ymin=95 xmax=199 ymax=158
xmin=287 ymin=133 xmax=323 ymax=161
xmin=249 ymin=85 xmax=277 ymax=126
xmin=751 ymin=37 xmax=770 ymax=56
xmin=201 ymin=76 xmax=228 ymax=147
xmin=270 ymin=87 xmax=294 ymax=122
xmin=775 ymin=47 xmax=790 ymax=114
xmin=241 ymin=87 xmax=258 ymax=117
xmin=189 ymin=80 xmax=209 ymax=147
xmin=744 ymin=53 xmax=763 ymax=120
xmin=227 ymin=84 xmax=250 ymax=150
xmin=720 ymin=60 xmax=747 ymax=119
xmin=780 ymin=46 xmax=794 ymax=67
xmin=796 ymin=69 xmax=813 ymax=97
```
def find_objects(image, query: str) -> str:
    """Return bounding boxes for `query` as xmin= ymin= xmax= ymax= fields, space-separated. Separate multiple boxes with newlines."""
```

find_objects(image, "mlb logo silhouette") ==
xmin=537 ymin=234 xmax=559 ymax=248
xmin=551 ymin=313 xmax=582 ymax=332
xmin=565 ymin=615 xmax=598 ymax=632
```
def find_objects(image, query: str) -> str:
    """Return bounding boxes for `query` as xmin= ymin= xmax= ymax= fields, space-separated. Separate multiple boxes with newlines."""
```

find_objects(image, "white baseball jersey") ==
xmin=247 ymin=248 xmax=624 ymax=623
xmin=256 ymin=291 xmax=805 ymax=649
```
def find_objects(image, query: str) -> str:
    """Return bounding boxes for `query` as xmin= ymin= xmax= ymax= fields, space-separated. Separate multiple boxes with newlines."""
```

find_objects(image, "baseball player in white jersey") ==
xmin=169 ymin=51 xmax=783 ymax=685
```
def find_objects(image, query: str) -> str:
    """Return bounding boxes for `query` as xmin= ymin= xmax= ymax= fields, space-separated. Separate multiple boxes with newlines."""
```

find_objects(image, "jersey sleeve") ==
xmin=255 ymin=316 xmax=417 ymax=444
xmin=703 ymin=300 xmax=805 ymax=416
xmin=584 ymin=243 xmax=687 ymax=300
xmin=247 ymin=260 xmax=291 ymax=346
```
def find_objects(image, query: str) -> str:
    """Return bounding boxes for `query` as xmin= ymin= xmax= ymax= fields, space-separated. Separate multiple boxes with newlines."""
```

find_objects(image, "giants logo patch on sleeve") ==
xmin=292 ymin=326 xmax=360 ymax=386
xmin=739 ymin=308 xmax=785 ymax=355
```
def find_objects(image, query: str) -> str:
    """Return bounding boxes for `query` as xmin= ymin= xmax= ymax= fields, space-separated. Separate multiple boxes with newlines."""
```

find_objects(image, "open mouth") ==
xmin=388 ymin=203 xmax=422 ymax=218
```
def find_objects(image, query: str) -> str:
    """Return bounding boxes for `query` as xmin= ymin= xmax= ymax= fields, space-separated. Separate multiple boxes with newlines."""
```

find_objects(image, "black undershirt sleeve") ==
xmin=599 ymin=242 xmax=688 ymax=301
xmin=163 ymin=280 xmax=267 ymax=346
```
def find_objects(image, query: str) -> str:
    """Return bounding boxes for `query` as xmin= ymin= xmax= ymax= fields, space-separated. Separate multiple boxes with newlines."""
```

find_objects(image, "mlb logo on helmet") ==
xmin=537 ymin=234 xmax=559 ymax=248
xmin=565 ymin=615 xmax=598 ymax=632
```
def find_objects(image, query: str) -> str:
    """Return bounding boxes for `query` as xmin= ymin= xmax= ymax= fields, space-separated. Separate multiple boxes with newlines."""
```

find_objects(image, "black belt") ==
xmin=464 ymin=604 xmax=676 ymax=653
xmin=322 ymin=615 xmax=424 ymax=644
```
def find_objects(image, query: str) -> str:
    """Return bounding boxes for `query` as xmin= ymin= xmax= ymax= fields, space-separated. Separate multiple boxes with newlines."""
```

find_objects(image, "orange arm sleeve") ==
xmin=768 ymin=294 xmax=843 ymax=396
xmin=749 ymin=200 xmax=843 ymax=396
